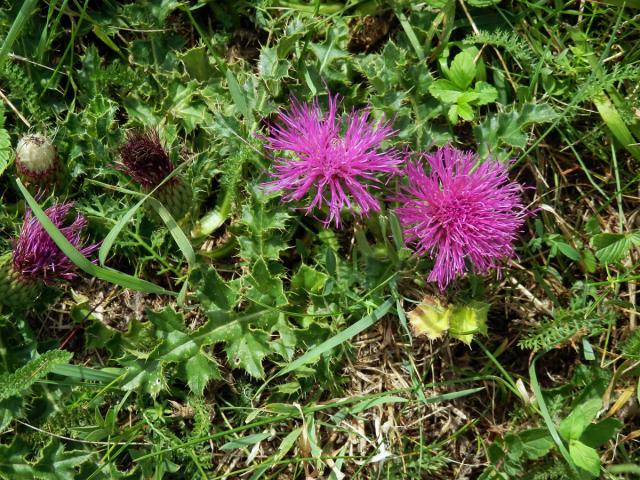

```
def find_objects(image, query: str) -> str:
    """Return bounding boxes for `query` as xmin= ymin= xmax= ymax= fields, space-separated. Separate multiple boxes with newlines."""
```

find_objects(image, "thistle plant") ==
xmin=15 ymin=133 xmax=60 ymax=189
xmin=118 ymin=130 xmax=192 ymax=221
xmin=396 ymin=145 xmax=527 ymax=290
xmin=262 ymin=93 xmax=400 ymax=228
xmin=0 ymin=202 xmax=97 ymax=311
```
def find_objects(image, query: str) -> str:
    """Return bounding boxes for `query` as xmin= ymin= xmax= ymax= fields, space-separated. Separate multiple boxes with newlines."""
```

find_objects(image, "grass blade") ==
xmin=16 ymin=178 xmax=175 ymax=296
xmin=275 ymin=299 xmax=393 ymax=378
xmin=51 ymin=364 xmax=120 ymax=383
xmin=147 ymin=197 xmax=196 ymax=267
xmin=593 ymin=92 xmax=640 ymax=161
xmin=0 ymin=0 xmax=39 ymax=69
xmin=529 ymin=354 xmax=580 ymax=479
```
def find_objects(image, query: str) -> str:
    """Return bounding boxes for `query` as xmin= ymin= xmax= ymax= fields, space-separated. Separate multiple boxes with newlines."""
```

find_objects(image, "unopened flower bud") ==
xmin=118 ymin=130 xmax=192 ymax=221
xmin=15 ymin=133 xmax=59 ymax=188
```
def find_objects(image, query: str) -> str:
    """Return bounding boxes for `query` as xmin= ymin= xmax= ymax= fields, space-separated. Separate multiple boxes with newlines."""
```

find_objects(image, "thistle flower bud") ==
xmin=0 ymin=202 xmax=97 ymax=311
xmin=15 ymin=133 xmax=60 ymax=188
xmin=118 ymin=130 xmax=192 ymax=221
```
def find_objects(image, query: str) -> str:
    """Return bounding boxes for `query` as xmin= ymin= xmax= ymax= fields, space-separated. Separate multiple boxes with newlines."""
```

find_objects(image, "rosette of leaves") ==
xmin=429 ymin=47 xmax=498 ymax=124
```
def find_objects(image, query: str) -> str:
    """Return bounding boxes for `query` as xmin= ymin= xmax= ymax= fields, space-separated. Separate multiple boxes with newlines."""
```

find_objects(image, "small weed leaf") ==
xmin=569 ymin=440 xmax=601 ymax=477
xmin=474 ymin=103 xmax=558 ymax=158
xmin=591 ymin=231 xmax=640 ymax=264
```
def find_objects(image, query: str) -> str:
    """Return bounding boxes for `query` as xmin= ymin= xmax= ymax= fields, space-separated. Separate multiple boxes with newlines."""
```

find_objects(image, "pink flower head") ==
xmin=262 ymin=93 xmax=400 ymax=227
xmin=396 ymin=146 xmax=527 ymax=290
xmin=12 ymin=202 xmax=98 ymax=284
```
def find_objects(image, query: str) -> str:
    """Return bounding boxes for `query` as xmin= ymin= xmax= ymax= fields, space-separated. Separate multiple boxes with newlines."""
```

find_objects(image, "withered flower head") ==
xmin=118 ymin=130 xmax=175 ymax=189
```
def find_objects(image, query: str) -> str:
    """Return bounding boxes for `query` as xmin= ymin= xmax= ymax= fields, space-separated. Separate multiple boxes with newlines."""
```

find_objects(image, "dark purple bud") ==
xmin=117 ymin=130 xmax=175 ymax=189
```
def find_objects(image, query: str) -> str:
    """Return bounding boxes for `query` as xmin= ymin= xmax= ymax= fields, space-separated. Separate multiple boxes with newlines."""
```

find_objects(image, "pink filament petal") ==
xmin=262 ymin=93 xmax=400 ymax=228
xmin=395 ymin=146 xmax=528 ymax=290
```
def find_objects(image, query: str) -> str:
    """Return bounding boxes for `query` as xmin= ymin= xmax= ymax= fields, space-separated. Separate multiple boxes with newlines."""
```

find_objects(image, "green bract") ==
xmin=0 ymin=252 xmax=41 ymax=311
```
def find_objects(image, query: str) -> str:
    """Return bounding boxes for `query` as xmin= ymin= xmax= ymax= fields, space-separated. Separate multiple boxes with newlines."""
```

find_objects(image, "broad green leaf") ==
xmin=591 ymin=232 xmax=639 ymax=264
xmin=147 ymin=306 xmax=185 ymax=337
xmin=291 ymin=265 xmax=329 ymax=296
xmin=429 ymin=79 xmax=463 ymax=103
xmin=456 ymin=101 xmax=475 ymax=121
xmin=237 ymin=194 xmax=290 ymax=261
xmin=258 ymin=46 xmax=290 ymax=81
xmin=120 ymin=359 xmax=166 ymax=397
xmin=197 ymin=266 xmax=238 ymax=311
xmin=448 ymin=50 xmax=476 ymax=90
xmin=559 ymin=398 xmax=602 ymax=441
xmin=580 ymin=418 xmax=622 ymax=449
xmin=195 ymin=309 xmax=279 ymax=378
xmin=593 ymin=92 xmax=640 ymax=161
xmin=447 ymin=104 xmax=460 ymax=124
xmin=582 ymin=250 xmax=597 ymax=273
xmin=474 ymin=81 xmax=498 ymax=105
xmin=246 ymin=258 xmax=288 ymax=307
xmin=474 ymin=103 xmax=558 ymax=158
xmin=178 ymin=45 xmax=214 ymax=82
xmin=407 ymin=298 xmax=451 ymax=340
xmin=165 ymin=81 xmax=210 ymax=132
xmin=157 ymin=331 xmax=199 ymax=362
xmin=225 ymin=328 xmax=271 ymax=378
xmin=0 ymin=439 xmax=93 ymax=480
xmin=519 ymin=429 xmax=555 ymax=459
xmin=556 ymin=242 xmax=582 ymax=261
xmin=569 ymin=440 xmax=601 ymax=477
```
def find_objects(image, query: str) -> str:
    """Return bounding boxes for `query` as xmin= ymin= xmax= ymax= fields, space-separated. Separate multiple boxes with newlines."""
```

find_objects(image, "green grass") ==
xmin=0 ymin=1 xmax=639 ymax=479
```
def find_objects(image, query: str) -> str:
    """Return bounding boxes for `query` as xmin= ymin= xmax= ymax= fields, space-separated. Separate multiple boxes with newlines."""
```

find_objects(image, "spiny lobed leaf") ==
xmin=0 ymin=349 xmax=72 ymax=402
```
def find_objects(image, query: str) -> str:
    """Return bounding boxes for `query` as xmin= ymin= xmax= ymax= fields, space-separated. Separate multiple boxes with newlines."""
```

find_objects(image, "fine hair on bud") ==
xmin=15 ymin=133 xmax=59 ymax=187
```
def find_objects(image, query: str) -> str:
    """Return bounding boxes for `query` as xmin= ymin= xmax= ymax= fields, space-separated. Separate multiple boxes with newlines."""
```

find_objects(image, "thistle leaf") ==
xmin=449 ymin=302 xmax=489 ymax=345
xmin=0 ymin=349 xmax=72 ymax=402
xmin=407 ymin=298 xmax=451 ymax=340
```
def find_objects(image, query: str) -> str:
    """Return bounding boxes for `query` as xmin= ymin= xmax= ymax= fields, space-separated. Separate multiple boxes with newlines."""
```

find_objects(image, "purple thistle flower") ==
xmin=12 ymin=202 xmax=98 ymax=284
xmin=395 ymin=145 xmax=527 ymax=290
xmin=262 ymin=93 xmax=400 ymax=227
xmin=118 ymin=130 xmax=176 ymax=189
